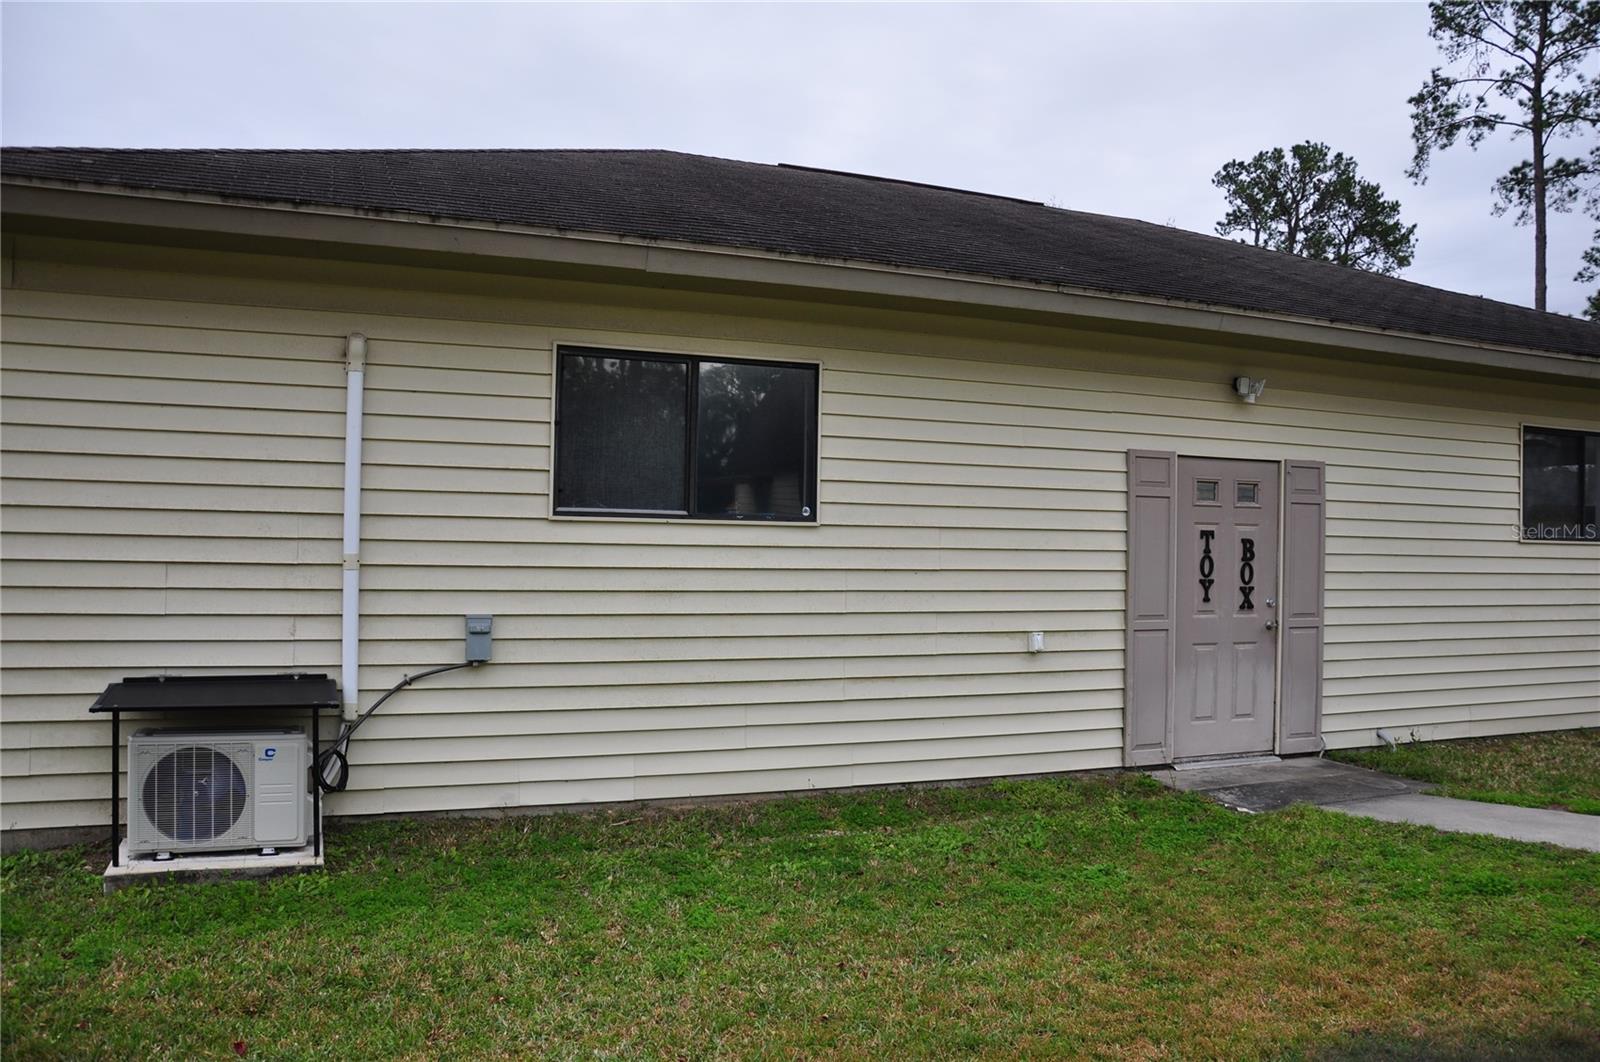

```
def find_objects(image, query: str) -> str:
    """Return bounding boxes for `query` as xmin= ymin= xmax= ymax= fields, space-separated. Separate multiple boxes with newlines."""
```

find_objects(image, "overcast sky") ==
xmin=4 ymin=2 xmax=1594 ymax=316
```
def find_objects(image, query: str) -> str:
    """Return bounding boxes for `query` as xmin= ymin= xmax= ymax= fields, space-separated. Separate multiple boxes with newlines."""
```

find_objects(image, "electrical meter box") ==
xmin=465 ymin=614 xmax=493 ymax=663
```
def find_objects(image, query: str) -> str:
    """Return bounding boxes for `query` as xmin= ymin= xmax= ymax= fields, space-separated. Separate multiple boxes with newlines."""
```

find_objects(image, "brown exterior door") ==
xmin=1173 ymin=457 xmax=1279 ymax=759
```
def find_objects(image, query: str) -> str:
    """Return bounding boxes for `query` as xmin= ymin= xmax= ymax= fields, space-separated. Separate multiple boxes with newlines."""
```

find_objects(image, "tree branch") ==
xmin=1537 ymin=107 xmax=1600 ymax=134
xmin=1445 ymin=75 xmax=1534 ymax=94
xmin=1475 ymin=7 xmax=1535 ymax=66
xmin=1436 ymin=115 xmax=1534 ymax=134
xmin=1544 ymin=39 xmax=1600 ymax=69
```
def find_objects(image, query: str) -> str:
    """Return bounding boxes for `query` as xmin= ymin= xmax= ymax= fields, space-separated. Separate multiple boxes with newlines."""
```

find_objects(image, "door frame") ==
xmin=1124 ymin=450 xmax=1326 ymax=765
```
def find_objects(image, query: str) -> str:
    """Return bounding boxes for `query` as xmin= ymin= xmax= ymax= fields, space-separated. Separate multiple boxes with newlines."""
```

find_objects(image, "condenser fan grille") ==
xmin=141 ymin=745 xmax=249 ymax=843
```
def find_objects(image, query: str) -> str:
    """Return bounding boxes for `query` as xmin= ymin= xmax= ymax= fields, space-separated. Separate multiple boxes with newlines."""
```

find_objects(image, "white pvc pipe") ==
xmin=340 ymin=333 xmax=367 ymax=720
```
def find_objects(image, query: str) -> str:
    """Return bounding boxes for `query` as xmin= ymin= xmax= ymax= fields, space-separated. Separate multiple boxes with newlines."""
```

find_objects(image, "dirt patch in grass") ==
xmin=1331 ymin=728 xmax=1600 ymax=815
xmin=4 ymin=772 xmax=1598 ymax=1059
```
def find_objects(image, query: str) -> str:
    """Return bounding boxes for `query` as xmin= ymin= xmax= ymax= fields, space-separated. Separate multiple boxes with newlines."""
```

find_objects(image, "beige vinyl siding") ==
xmin=2 ymin=237 xmax=1597 ymax=831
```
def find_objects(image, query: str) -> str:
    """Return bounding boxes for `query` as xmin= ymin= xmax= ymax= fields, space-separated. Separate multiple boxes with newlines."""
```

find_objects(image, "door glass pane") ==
xmin=694 ymin=361 xmax=815 ymax=519
xmin=556 ymin=352 xmax=688 ymax=512
xmin=1195 ymin=480 xmax=1218 ymax=503
xmin=1236 ymin=482 xmax=1259 ymax=505
xmin=1522 ymin=428 xmax=1583 ymax=537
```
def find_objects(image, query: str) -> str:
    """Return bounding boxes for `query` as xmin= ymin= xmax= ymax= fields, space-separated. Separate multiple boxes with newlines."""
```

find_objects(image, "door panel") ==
xmin=1174 ymin=458 xmax=1279 ymax=759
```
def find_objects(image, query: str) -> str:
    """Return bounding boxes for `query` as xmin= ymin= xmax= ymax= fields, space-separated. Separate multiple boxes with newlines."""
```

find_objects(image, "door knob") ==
xmin=1265 ymin=620 xmax=1277 ymax=631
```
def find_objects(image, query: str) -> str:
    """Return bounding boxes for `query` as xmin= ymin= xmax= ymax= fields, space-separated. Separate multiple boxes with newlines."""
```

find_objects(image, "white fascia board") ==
xmin=5 ymin=179 xmax=1597 ymax=383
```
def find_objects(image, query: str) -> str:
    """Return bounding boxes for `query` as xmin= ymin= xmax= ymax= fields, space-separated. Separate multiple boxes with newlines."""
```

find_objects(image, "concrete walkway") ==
xmin=1152 ymin=756 xmax=1600 ymax=853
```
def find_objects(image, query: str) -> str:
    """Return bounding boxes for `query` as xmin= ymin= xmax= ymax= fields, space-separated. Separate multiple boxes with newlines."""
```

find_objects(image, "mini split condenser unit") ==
xmin=128 ymin=728 xmax=312 ymax=856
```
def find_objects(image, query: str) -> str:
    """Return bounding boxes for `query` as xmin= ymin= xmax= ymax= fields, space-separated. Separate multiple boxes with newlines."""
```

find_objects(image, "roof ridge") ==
xmin=774 ymin=162 xmax=1045 ymax=207
xmin=2 ymin=147 xmax=1048 ymax=207
xmin=0 ymin=146 xmax=686 ymax=154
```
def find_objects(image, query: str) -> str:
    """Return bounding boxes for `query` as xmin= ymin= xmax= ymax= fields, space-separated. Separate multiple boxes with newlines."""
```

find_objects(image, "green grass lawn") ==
xmin=1331 ymin=728 xmax=1600 ymax=816
xmin=5 ymin=773 xmax=1599 ymax=1060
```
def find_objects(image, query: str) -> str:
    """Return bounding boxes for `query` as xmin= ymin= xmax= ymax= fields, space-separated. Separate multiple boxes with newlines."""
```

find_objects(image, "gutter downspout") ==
xmin=341 ymin=333 xmax=367 ymax=722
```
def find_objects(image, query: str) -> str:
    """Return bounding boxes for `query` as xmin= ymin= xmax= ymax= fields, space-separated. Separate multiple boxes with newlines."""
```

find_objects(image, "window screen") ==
xmin=1522 ymin=426 xmax=1598 ymax=541
xmin=555 ymin=347 xmax=818 ymax=521
xmin=555 ymin=352 xmax=688 ymax=513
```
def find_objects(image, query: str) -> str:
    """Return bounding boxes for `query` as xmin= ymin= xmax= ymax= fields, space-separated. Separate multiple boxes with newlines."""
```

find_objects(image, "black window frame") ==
xmin=1520 ymin=424 xmax=1599 ymax=543
xmin=553 ymin=344 xmax=820 ymax=522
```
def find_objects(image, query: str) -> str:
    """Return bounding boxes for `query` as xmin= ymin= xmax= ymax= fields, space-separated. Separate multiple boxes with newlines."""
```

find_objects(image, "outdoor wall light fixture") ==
xmin=1232 ymin=376 xmax=1267 ymax=404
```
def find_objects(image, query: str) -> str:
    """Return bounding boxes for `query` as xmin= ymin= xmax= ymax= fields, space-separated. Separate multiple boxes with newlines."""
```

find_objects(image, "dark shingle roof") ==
xmin=4 ymin=147 xmax=1597 ymax=358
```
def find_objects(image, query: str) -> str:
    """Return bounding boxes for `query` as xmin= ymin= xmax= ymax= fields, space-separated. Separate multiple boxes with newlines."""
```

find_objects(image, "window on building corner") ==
xmin=554 ymin=347 xmax=818 ymax=521
xmin=1521 ymin=426 xmax=1598 ymax=542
